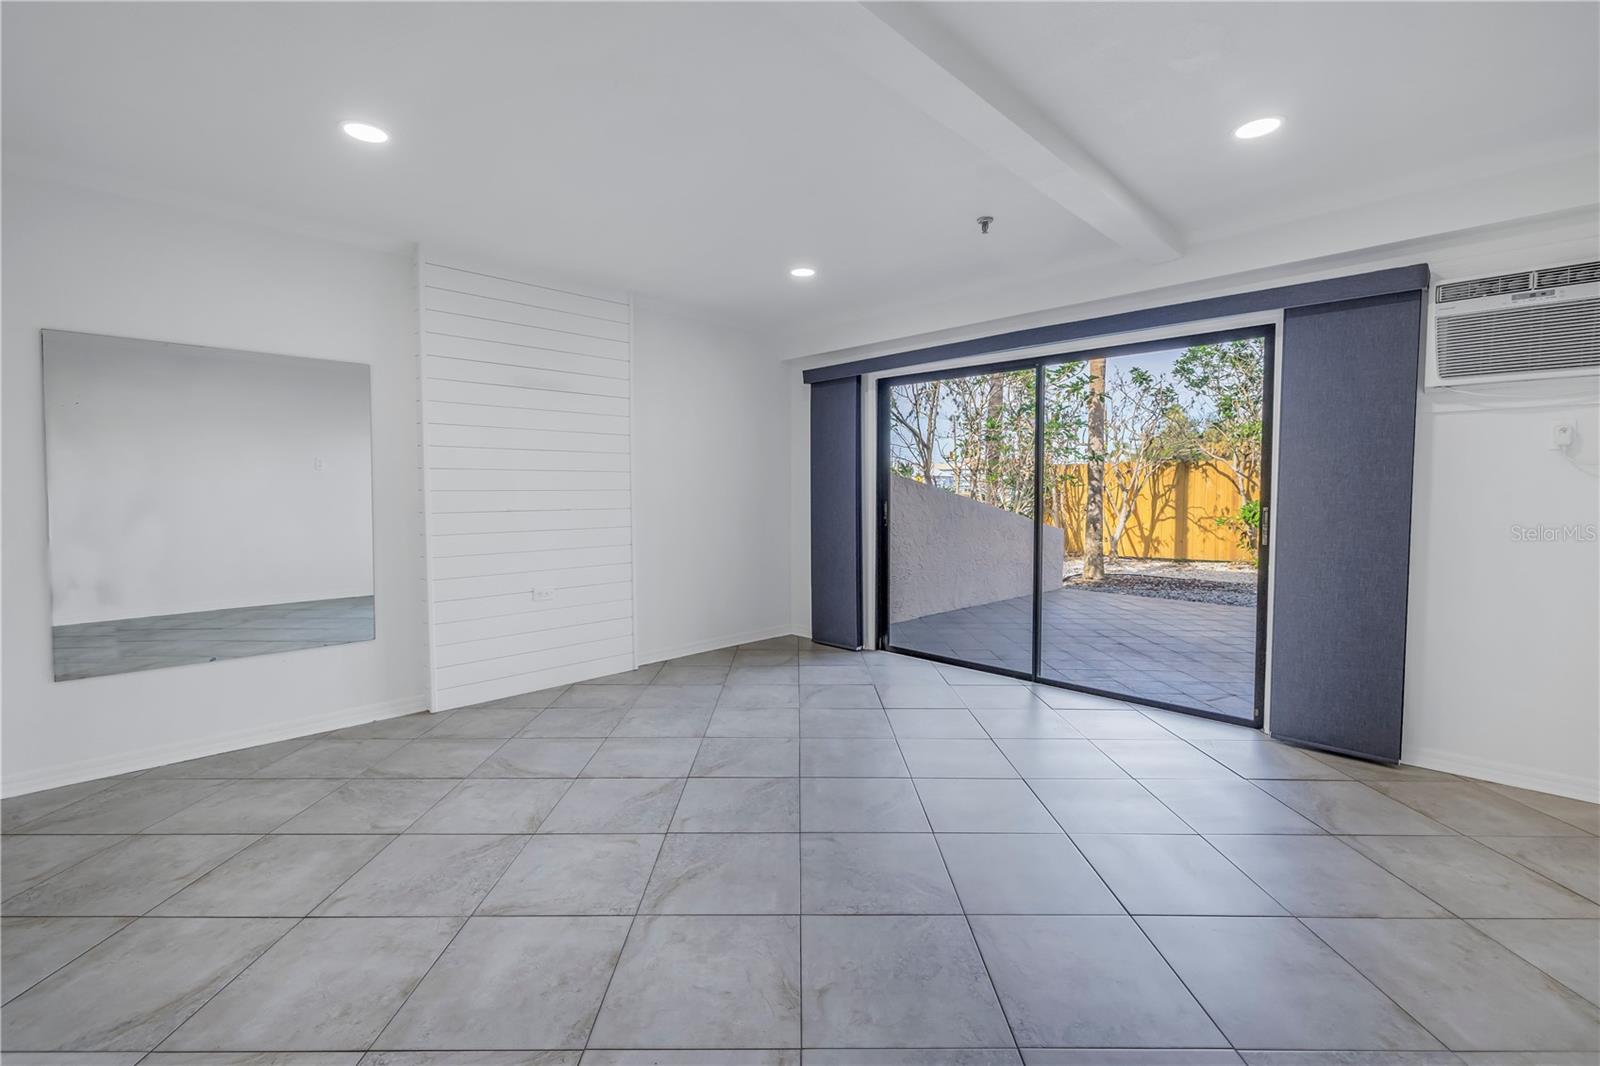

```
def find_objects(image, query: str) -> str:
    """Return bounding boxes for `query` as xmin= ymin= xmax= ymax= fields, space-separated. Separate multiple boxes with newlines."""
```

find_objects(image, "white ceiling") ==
xmin=919 ymin=2 xmax=1599 ymax=240
xmin=5 ymin=2 xmax=1596 ymax=350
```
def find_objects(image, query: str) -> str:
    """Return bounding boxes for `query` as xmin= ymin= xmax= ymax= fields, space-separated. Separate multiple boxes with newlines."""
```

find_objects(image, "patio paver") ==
xmin=892 ymin=585 xmax=1255 ymax=719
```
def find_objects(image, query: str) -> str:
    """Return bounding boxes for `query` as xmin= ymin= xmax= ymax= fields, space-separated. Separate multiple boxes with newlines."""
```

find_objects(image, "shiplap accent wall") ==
xmin=418 ymin=252 xmax=634 ymax=711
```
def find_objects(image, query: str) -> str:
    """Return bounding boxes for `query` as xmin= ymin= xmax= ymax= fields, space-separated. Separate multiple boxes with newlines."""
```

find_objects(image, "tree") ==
xmin=1172 ymin=338 xmax=1266 ymax=560
xmin=1083 ymin=358 xmax=1106 ymax=581
xmin=888 ymin=379 xmax=942 ymax=484
xmin=942 ymin=369 xmax=1036 ymax=514
xmin=1075 ymin=361 xmax=1187 ymax=572
xmin=1039 ymin=361 xmax=1090 ymax=562
xmin=883 ymin=360 xmax=1095 ymax=595
xmin=1101 ymin=365 xmax=1184 ymax=564
xmin=1040 ymin=361 xmax=1091 ymax=467
xmin=888 ymin=369 xmax=1038 ymax=515
xmin=886 ymin=341 xmax=1265 ymax=576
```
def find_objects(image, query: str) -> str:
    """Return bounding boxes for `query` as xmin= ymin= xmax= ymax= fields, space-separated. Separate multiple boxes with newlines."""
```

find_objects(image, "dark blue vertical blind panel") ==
xmin=1270 ymin=291 xmax=1424 ymax=761
xmin=810 ymin=377 xmax=863 ymax=649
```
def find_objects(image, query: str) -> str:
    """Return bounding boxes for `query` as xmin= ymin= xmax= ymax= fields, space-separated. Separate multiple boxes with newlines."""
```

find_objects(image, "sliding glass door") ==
xmin=882 ymin=366 xmax=1037 ymax=674
xmin=878 ymin=329 xmax=1272 ymax=725
xmin=1036 ymin=336 xmax=1269 ymax=720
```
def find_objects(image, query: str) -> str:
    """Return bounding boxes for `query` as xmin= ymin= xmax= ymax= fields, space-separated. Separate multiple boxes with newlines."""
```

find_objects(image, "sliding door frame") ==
xmin=875 ymin=324 xmax=1276 ymax=728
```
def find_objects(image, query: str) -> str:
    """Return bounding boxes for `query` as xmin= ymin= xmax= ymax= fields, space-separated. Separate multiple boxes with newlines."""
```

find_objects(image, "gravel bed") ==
xmin=1061 ymin=573 xmax=1258 ymax=606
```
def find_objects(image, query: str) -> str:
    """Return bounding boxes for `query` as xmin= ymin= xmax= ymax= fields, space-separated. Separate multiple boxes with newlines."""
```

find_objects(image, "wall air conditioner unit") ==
xmin=1426 ymin=260 xmax=1600 ymax=388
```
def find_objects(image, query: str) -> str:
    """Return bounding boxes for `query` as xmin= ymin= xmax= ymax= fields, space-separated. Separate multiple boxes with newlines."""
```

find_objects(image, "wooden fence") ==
xmin=1045 ymin=461 xmax=1253 ymax=564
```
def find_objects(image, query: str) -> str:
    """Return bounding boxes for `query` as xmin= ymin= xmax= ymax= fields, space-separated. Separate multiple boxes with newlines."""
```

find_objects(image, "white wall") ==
xmin=787 ymin=213 xmax=1600 ymax=800
xmin=1405 ymin=390 xmax=1598 ymax=798
xmin=44 ymin=334 xmax=373 ymax=624
xmin=418 ymin=252 xmax=635 ymax=711
xmin=789 ymin=370 xmax=813 ymax=638
xmin=888 ymin=475 xmax=1063 ymax=623
xmin=2 ymin=176 xmax=428 ymax=795
xmin=2 ymin=178 xmax=804 ymax=792
xmin=632 ymin=301 xmax=794 ymax=662
xmin=1400 ymin=227 xmax=1600 ymax=800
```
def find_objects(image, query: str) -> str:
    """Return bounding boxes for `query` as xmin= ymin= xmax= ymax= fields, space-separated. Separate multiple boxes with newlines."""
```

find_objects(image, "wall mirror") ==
xmin=42 ymin=330 xmax=375 ymax=681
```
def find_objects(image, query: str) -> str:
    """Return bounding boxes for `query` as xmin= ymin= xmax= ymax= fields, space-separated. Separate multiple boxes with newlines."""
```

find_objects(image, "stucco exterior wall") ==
xmin=888 ymin=475 xmax=1064 ymax=623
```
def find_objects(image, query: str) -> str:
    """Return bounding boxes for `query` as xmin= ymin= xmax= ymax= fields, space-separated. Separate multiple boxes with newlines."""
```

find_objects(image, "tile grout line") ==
xmin=1286 ymin=913 xmax=1469 ymax=1055
xmin=1467 ymin=834 xmax=1600 ymax=904
xmin=0 ymin=833 xmax=129 ymax=909
xmin=969 ymin=678 xmax=1416 ymax=1057
xmin=0 ymin=914 xmax=132 ymax=1009
xmin=983 ymin=701 xmax=1241 ymax=1052
xmin=128 ymin=831 xmax=270 ymax=917
xmin=9 ymin=778 xmax=233 ymax=835
xmin=2 ymin=777 xmax=128 ymax=833
xmin=888 ymin=706 xmax=1026 ymax=1061
xmin=359 ymin=913 xmax=475 ymax=1054
xmin=142 ymin=911 xmax=313 ymax=1055
xmin=359 ymin=771 xmax=576 ymax=1052
xmin=193 ymin=691 xmax=574 ymax=1056
xmin=1324 ymin=833 xmax=1472 ymax=918
xmin=1462 ymin=917 xmax=1600 ymax=1010
xmin=580 ymin=731 xmax=702 ymax=1057
xmin=1371 ymin=776 xmax=1600 ymax=841
xmin=271 ymin=749 xmax=512 ymax=920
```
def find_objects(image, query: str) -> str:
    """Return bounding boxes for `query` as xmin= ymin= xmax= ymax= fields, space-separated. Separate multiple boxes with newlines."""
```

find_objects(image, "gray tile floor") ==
xmin=51 ymin=596 xmax=377 ymax=681
xmin=893 ymin=586 xmax=1257 ymax=719
xmin=3 ymin=636 xmax=1597 ymax=1065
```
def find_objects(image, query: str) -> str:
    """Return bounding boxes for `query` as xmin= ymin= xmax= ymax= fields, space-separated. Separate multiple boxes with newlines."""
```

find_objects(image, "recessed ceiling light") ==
xmin=341 ymin=121 xmax=390 ymax=144
xmin=790 ymin=267 xmax=816 ymax=278
xmin=1233 ymin=116 xmax=1282 ymax=140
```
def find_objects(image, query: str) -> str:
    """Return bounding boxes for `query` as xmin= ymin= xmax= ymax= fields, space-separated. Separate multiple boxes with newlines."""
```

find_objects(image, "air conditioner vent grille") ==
xmin=1434 ymin=298 xmax=1600 ymax=380
xmin=1535 ymin=261 xmax=1600 ymax=289
xmin=1437 ymin=272 xmax=1532 ymax=303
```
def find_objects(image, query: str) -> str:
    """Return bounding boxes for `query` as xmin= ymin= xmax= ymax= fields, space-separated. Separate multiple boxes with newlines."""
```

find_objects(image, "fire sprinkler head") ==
xmin=977 ymin=216 xmax=994 ymax=235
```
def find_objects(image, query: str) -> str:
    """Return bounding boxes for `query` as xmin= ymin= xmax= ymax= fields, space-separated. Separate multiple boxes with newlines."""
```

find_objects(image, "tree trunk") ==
xmin=1083 ymin=358 xmax=1106 ymax=581
xmin=920 ymin=380 xmax=941 ymax=485
xmin=1107 ymin=466 xmax=1143 ymax=567
xmin=980 ymin=375 xmax=1003 ymax=504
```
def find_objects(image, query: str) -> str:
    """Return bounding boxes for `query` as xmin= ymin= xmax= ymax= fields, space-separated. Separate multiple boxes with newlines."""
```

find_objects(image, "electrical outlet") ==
xmin=532 ymin=588 xmax=555 ymax=602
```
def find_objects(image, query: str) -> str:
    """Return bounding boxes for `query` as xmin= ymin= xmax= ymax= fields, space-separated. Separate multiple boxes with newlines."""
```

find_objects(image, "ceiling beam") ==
xmin=792 ymin=2 xmax=1182 ymax=263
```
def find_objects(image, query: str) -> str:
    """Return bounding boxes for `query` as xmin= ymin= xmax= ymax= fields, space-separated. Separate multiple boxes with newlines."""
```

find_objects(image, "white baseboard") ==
xmin=638 ymin=624 xmax=799 ymax=667
xmin=1405 ymin=746 xmax=1600 ymax=802
xmin=1 ymin=693 xmax=429 ymax=798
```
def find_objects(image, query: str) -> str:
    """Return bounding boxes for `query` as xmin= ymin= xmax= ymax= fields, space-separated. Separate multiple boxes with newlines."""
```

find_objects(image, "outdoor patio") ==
xmin=890 ymin=586 xmax=1257 ymax=719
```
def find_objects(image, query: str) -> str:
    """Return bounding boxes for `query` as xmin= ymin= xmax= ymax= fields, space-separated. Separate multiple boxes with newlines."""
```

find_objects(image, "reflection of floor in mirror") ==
xmin=50 ymin=595 xmax=375 ymax=680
